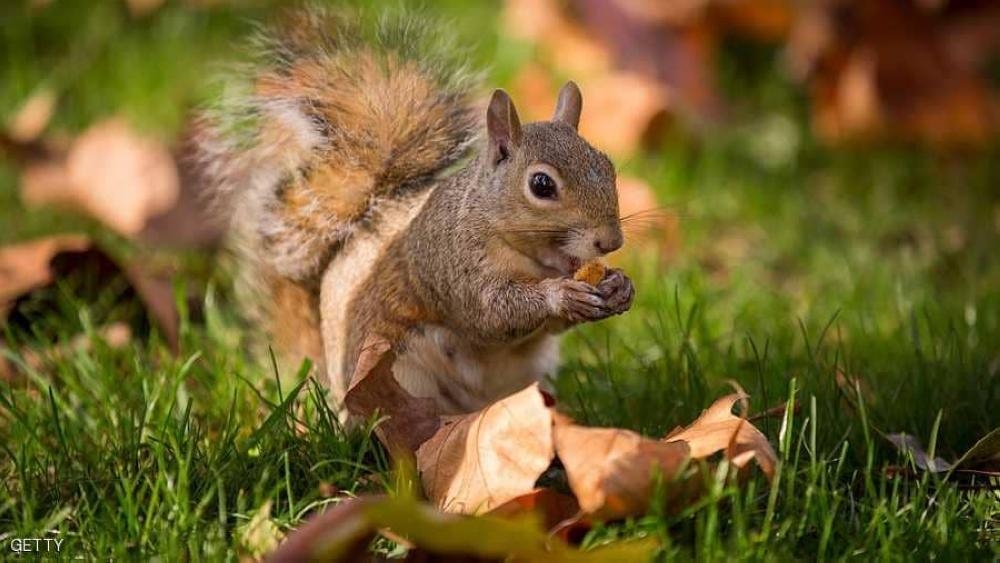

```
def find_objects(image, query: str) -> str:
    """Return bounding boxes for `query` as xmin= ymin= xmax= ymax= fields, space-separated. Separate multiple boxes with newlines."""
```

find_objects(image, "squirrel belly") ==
xmin=393 ymin=326 xmax=559 ymax=415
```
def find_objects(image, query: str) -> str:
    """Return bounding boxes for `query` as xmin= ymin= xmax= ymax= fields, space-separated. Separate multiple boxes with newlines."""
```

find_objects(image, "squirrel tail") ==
xmin=190 ymin=6 xmax=481 ymax=366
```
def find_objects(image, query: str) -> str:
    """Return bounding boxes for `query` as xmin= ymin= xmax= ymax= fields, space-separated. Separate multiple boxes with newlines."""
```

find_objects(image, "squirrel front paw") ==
xmin=543 ymin=269 xmax=635 ymax=323
xmin=596 ymin=268 xmax=635 ymax=316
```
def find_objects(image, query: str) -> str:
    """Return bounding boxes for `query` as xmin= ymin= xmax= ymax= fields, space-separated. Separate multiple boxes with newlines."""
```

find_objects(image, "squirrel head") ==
xmin=482 ymin=82 xmax=622 ymax=278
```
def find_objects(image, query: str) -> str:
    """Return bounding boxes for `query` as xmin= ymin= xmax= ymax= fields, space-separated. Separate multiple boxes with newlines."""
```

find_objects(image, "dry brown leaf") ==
xmin=886 ymin=427 xmax=1000 ymax=479
xmin=20 ymin=118 xmax=180 ymax=236
xmin=266 ymin=497 xmax=378 ymax=563
xmin=708 ymin=0 xmax=793 ymax=41
xmin=342 ymin=325 xmax=776 ymax=525
xmin=664 ymin=393 xmax=777 ymax=477
xmin=343 ymin=335 xmax=441 ymax=456
xmin=0 ymin=235 xmax=180 ymax=353
xmin=572 ymin=0 xmax=721 ymax=120
xmin=577 ymin=73 xmax=671 ymax=156
xmin=503 ymin=0 xmax=672 ymax=155
xmin=0 ymin=234 xmax=90 ymax=308
xmin=6 ymin=89 xmax=56 ymax=143
xmin=416 ymin=384 xmax=556 ymax=514
xmin=554 ymin=422 xmax=693 ymax=520
xmin=488 ymin=489 xmax=582 ymax=536
xmin=413 ymin=384 xmax=775 ymax=522
xmin=508 ymin=65 xmax=670 ymax=156
xmin=505 ymin=0 xmax=795 ymax=137
xmin=503 ymin=0 xmax=613 ymax=76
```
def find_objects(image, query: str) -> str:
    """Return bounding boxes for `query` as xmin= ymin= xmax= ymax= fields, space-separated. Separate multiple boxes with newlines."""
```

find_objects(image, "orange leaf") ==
xmin=554 ymin=422 xmax=693 ymax=520
xmin=0 ymin=234 xmax=90 ymax=307
xmin=665 ymin=393 xmax=777 ymax=478
xmin=0 ymin=235 xmax=179 ymax=353
xmin=416 ymin=384 xmax=556 ymax=514
xmin=20 ymin=118 xmax=180 ymax=237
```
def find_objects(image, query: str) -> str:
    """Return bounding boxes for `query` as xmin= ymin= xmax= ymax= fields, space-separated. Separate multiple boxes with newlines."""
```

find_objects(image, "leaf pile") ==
xmin=271 ymin=336 xmax=777 ymax=560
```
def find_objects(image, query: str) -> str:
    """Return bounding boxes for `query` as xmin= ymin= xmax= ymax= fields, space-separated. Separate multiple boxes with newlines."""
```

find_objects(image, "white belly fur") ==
xmin=319 ymin=192 xmax=559 ymax=421
xmin=394 ymin=326 xmax=559 ymax=415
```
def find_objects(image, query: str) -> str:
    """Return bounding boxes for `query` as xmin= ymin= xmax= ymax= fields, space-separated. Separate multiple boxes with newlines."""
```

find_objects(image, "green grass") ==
xmin=2 ymin=1 xmax=999 ymax=560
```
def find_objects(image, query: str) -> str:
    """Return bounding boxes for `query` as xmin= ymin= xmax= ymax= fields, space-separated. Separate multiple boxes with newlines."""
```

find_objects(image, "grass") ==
xmin=2 ymin=0 xmax=999 ymax=560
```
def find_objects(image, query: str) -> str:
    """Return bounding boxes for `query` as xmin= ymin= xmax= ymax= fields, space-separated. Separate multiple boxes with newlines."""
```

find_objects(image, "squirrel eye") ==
xmin=529 ymin=172 xmax=558 ymax=200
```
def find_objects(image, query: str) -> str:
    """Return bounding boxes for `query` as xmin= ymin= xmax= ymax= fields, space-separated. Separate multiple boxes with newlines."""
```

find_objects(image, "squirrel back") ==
xmin=190 ymin=7 xmax=482 ymax=366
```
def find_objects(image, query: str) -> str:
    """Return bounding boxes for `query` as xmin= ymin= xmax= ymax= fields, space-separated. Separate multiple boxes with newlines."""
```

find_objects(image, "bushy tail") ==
xmin=190 ymin=6 xmax=482 ymax=365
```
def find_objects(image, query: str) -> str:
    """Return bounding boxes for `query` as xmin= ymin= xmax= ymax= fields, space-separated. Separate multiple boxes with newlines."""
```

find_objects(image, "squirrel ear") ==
xmin=552 ymin=81 xmax=582 ymax=130
xmin=487 ymin=89 xmax=522 ymax=165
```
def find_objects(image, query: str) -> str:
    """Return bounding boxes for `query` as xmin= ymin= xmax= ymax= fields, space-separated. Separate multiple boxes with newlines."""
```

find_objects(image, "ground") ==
xmin=1 ymin=1 xmax=999 ymax=560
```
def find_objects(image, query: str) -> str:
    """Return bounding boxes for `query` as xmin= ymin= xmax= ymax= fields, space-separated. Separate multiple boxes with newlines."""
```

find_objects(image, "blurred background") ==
xmin=3 ymin=0 xmax=1000 ymax=425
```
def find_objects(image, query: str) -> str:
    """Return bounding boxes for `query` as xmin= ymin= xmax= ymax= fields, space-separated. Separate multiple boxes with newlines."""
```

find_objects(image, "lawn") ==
xmin=1 ymin=1 xmax=999 ymax=560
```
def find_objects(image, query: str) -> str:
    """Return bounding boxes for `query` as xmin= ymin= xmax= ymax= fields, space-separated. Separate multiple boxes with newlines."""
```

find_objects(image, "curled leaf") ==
xmin=416 ymin=384 xmax=555 ymax=514
xmin=343 ymin=335 xmax=441 ymax=456
xmin=664 ymin=393 xmax=777 ymax=478
xmin=554 ymin=422 xmax=692 ymax=520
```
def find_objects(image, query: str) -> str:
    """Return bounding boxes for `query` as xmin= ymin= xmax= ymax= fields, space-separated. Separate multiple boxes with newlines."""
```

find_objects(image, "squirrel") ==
xmin=191 ymin=7 xmax=634 ymax=421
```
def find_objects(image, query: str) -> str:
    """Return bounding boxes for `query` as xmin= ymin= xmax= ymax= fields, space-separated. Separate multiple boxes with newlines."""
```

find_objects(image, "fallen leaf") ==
xmin=503 ymin=0 xmax=613 ymax=76
xmin=414 ymin=384 xmax=775 ymax=522
xmin=0 ymin=234 xmax=89 ymax=310
xmin=138 ymin=125 xmax=226 ymax=249
xmin=885 ymin=427 xmax=1000 ymax=489
xmin=416 ymin=384 xmax=555 ymax=514
xmin=489 ymin=489 xmax=583 ymax=536
xmin=503 ymin=1 xmax=672 ymax=155
xmin=554 ymin=422 xmax=693 ymax=519
xmin=267 ymin=494 xmax=658 ymax=563
xmin=886 ymin=433 xmax=953 ymax=472
xmin=953 ymin=427 xmax=1000 ymax=473
xmin=575 ymin=73 xmax=671 ymax=156
xmin=6 ymin=89 xmax=56 ymax=143
xmin=20 ymin=118 xmax=180 ymax=237
xmin=749 ymin=401 xmax=799 ymax=423
xmin=0 ymin=235 xmax=180 ymax=353
xmin=343 ymin=335 xmax=441 ymax=456
xmin=572 ymin=0 xmax=722 ymax=120
xmin=665 ymin=393 xmax=777 ymax=477
xmin=507 ymin=58 xmax=670 ymax=157
xmin=266 ymin=496 xmax=378 ymax=563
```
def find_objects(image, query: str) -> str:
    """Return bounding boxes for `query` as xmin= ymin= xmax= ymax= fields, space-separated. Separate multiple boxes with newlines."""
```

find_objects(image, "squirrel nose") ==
xmin=593 ymin=230 xmax=623 ymax=254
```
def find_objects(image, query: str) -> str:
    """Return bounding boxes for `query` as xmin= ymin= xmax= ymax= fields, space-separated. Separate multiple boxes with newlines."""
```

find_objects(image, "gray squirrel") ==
xmin=191 ymin=7 xmax=634 ymax=420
